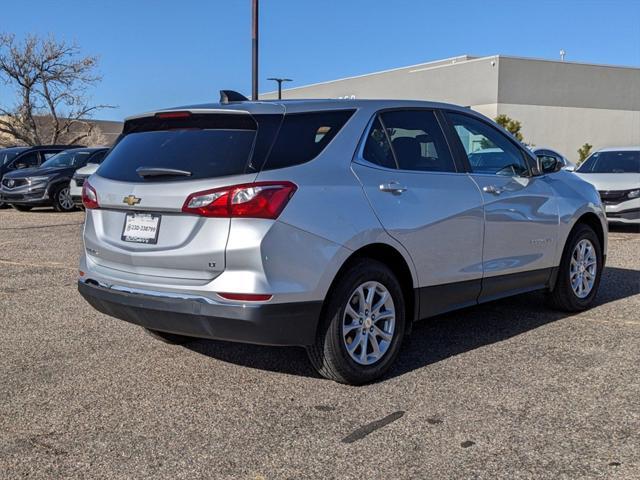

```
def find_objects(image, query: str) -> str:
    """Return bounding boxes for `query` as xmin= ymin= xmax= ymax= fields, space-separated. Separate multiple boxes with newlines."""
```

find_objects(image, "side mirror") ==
xmin=14 ymin=162 xmax=28 ymax=170
xmin=539 ymin=155 xmax=562 ymax=174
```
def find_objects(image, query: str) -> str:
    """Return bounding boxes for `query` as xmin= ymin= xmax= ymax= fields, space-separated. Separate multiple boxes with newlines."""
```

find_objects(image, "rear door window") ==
xmin=261 ymin=110 xmax=355 ymax=171
xmin=13 ymin=151 xmax=40 ymax=168
xmin=379 ymin=110 xmax=455 ymax=172
xmin=362 ymin=116 xmax=397 ymax=169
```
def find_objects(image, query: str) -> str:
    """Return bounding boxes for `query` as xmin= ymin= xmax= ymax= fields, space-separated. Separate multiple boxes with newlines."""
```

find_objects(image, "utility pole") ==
xmin=267 ymin=78 xmax=293 ymax=99
xmin=252 ymin=0 xmax=259 ymax=100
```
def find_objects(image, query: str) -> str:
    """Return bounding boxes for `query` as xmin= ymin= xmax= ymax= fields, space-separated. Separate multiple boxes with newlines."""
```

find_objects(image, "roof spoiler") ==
xmin=220 ymin=90 xmax=249 ymax=104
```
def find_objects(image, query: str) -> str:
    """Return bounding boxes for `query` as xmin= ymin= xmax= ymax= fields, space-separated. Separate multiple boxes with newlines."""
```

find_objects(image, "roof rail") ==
xmin=219 ymin=90 xmax=249 ymax=104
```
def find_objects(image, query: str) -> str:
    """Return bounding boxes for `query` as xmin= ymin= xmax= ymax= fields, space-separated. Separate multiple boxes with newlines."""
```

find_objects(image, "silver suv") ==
xmin=78 ymin=97 xmax=607 ymax=384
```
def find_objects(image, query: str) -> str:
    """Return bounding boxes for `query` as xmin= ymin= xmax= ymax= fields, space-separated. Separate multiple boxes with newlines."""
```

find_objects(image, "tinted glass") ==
xmin=577 ymin=150 xmax=639 ymax=173
xmin=41 ymin=150 xmax=94 ymax=168
xmin=262 ymin=110 xmax=355 ymax=171
xmin=14 ymin=151 xmax=39 ymax=168
xmin=88 ymin=150 xmax=108 ymax=164
xmin=0 ymin=149 xmax=22 ymax=166
xmin=448 ymin=112 xmax=529 ymax=176
xmin=363 ymin=116 xmax=396 ymax=169
xmin=380 ymin=110 xmax=455 ymax=172
xmin=98 ymin=129 xmax=257 ymax=182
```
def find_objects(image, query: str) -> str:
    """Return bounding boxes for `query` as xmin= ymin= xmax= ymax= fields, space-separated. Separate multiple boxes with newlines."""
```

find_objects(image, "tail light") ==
xmin=82 ymin=180 xmax=99 ymax=209
xmin=182 ymin=181 xmax=297 ymax=219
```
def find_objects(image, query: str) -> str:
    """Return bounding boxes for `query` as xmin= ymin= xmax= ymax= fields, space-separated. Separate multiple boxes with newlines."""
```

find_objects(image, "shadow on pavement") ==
xmin=184 ymin=266 xmax=639 ymax=382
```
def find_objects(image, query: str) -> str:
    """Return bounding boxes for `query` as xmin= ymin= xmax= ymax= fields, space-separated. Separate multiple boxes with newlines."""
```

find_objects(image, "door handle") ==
xmin=483 ymin=185 xmax=503 ymax=195
xmin=379 ymin=182 xmax=407 ymax=194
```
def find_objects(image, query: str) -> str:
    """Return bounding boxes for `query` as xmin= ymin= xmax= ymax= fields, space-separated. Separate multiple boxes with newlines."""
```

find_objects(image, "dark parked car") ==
xmin=0 ymin=145 xmax=82 ymax=208
xmin=1 ymin=147 xmax=108 ymax=212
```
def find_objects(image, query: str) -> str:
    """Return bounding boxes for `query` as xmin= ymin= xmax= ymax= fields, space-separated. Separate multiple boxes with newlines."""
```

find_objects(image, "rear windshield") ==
xmin=98 ymin=129 xmax=256 ymax=182
xmin=97 ymin=110 xmax=354 ymax=182
xmin=577 ymin=150 xmax=639 ymax=173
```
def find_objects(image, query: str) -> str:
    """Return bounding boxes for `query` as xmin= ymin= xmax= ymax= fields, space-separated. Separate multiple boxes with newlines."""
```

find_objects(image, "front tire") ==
xmin=307 ymin=259 xmax=406 ymax=385
xmin=548 ymin=223 xmax=603 ymax=312
xmin=52 ymin=185 xmax=76 ymax=212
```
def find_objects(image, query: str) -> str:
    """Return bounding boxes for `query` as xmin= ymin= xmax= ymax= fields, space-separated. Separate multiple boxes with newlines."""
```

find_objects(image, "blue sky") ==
xmin=2 ymin=0 xmax=639 ymax=121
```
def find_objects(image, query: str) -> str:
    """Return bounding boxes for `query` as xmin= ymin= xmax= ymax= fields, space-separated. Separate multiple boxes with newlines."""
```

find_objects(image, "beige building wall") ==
xmin=498 ymin=104 xmax=640 ymax=162
xmin=263 ymin=54 xmax=640 ymax=164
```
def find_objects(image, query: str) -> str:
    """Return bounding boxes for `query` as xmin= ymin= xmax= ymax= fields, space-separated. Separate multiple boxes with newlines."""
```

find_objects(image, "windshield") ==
xmin=40 ymin=150 xmax=94 ymax=169
xmin=1 ymin=149 xmax=23 ymax=166
xmin=577 ymin=150 xmax=640 ymax=173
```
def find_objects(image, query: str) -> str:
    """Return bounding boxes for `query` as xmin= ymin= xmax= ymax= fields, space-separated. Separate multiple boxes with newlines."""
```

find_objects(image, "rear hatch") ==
xmin=84 ymin=106 xmax=284 ymax=282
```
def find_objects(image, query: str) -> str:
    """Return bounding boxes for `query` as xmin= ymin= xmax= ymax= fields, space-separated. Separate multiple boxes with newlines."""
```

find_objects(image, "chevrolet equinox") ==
xmin=78 ymin=96 xmax=608 ymax=384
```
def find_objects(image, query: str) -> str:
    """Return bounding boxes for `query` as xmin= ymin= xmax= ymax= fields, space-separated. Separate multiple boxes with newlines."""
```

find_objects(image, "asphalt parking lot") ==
xmin=1 ymin=208 xmax=638 ymax=480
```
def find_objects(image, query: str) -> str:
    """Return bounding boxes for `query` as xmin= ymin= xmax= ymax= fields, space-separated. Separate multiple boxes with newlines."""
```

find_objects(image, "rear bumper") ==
xmin=78 ymin=280 xmax=322 ymax=346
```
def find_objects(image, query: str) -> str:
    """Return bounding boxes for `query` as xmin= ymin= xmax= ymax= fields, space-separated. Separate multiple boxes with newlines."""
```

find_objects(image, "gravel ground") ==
xmin=0 ymin=208 xmax=638 ymax=480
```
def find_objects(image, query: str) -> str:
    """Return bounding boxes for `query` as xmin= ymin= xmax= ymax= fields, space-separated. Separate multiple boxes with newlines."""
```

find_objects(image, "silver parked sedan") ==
xmin=78 ymin=97 xmax=608 ymax=384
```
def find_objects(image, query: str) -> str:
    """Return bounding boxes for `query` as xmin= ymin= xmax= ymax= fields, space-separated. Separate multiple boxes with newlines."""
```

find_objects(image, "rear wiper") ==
xmin=136 ymin=167 xmax=192 ymax=178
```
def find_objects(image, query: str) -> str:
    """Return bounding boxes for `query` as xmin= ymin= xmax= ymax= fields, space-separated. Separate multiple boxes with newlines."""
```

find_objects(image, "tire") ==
xmin=11 ymin=204 xmax=32 ymax=212
xmin=0 ymin=201 xmax=8 ymax=209
xmin=52 ymin=184 xmax=76 ymax=212
xmin=307 ymin=259 xmax=406 ymax=385
xmin=547 ymin=223 xmax=603 ymax=312
xmin=144 ymin=328 xmax=192 ymax=344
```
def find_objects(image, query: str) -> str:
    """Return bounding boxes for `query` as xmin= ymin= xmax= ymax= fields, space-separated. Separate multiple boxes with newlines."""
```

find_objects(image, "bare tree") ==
xmin=0 ymin=33 xmax=113 ymax=146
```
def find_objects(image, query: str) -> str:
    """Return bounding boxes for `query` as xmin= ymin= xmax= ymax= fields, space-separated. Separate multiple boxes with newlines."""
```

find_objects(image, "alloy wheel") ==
xmin=59 ymin=187 xmax=74 ymax=211
xmin=342 ymin=281 xmax=396 ymax=365
xmin=570 ymin=239 xmax=597 ymax=298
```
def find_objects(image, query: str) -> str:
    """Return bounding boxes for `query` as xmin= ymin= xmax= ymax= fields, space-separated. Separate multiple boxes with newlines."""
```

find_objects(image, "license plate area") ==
xmin=121 ymin=213 xmax=161 ymax=244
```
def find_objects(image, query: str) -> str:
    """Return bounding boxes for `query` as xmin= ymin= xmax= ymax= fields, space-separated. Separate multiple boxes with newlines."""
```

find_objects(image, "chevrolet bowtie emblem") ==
xmin=123 ymin=195 xmax=141 ymax=206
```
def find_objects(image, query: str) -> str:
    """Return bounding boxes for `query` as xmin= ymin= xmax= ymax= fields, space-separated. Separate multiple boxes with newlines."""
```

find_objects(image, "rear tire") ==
xmin=52 ymin=185 xmax=76 ymax=212
xmin=11 ymin=204 xmax=32 ymax=212
xmin=144 ymin=328 xmax=191 ymax=344
xmin=547 ymin=223 xmax=603 ymax=312
xmin=307 ymin=259 xmax=406 ymax=385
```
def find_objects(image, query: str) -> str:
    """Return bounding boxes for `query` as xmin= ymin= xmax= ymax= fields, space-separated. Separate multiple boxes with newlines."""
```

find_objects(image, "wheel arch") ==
xmin=573 ymin=211 xmax=606 ymax=260
xmin=321 ymin=242 xmax=418 ymax=335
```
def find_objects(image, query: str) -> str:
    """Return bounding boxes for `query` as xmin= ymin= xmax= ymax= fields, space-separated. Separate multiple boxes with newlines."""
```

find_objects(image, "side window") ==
xmin=12 ymin=151 xmax=39 ymax=168
xmin=447 ymin=112 xmax=529 ymax=176
xmin=262 ymin=110 xmax=355 ymax=171
xmin=88 ymin=150 xmax=108 ymax=164
xmin=362 ymin=116 xmax=396 ymax=169
xmin=379 ymin=110 xmax=455 ymax=172
xmin=42 ymin=151 xmax=59 ymax=160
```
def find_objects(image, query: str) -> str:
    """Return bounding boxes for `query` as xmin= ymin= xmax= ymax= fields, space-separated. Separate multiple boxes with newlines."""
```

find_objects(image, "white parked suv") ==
xmin=70 ymin=151 xmax=109 ymax=207
xmin=574 ymin=147 xmax=639 ymax=225
xmin=78 ymin=95 xmax=608 ymax=384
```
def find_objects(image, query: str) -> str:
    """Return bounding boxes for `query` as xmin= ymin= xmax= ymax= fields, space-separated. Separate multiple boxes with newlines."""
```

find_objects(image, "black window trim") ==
xmin=353 ymin=107 xmax=465 ymax=175
xmin=439 ymin=109 xmax=540 ymax=177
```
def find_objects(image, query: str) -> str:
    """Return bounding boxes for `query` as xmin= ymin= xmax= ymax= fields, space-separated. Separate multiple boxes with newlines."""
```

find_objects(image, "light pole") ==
xmin=267 ymin=78 xmax=293 ymax=99
xmin=252 ymin=0 xmax=259 ymax=100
